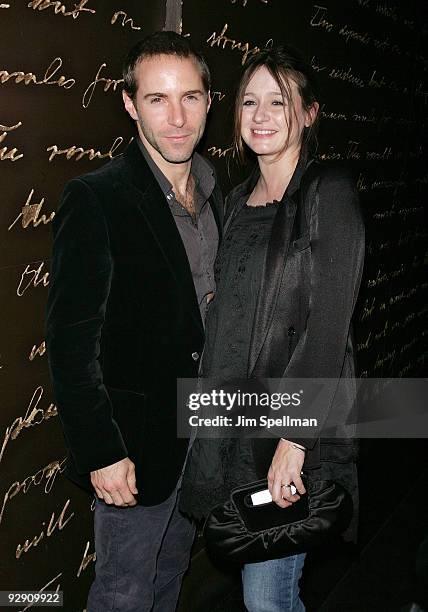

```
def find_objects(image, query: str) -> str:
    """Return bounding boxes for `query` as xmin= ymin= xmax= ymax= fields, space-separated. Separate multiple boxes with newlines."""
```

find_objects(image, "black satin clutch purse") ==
xmin=203 ymin=475 xmax=353 ymax=564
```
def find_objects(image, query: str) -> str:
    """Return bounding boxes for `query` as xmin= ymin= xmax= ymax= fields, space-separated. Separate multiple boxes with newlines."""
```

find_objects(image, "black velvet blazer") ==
xmin=224 ymin=150 xmax=365 ymax=475
xmin=46 ymin=139 xmax=223 ymax=505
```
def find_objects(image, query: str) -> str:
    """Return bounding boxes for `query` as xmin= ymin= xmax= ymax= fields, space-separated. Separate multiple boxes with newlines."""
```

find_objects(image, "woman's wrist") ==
xmin=280 ymin=438 xmax=307 ymax=452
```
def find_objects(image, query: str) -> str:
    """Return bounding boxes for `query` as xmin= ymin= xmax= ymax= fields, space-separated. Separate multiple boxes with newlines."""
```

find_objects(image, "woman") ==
xmin=180 ymin=45 xmax=365 ymax=612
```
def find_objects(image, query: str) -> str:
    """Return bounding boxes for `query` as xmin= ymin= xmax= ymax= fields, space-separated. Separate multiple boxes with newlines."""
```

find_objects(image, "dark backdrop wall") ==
xmin=184 ymin=0 xmax=427 ymax=379
xmin=0 ymin=2 xmax=165 ymax=609
xmin=0 ymin=1 xmax=426 ymax=611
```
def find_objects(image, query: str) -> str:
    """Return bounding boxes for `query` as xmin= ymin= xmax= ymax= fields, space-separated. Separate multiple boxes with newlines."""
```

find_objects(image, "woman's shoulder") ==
xmin=225 ymin=182 xmax=244 ymax=205
xmin=306 ymin=160 xmax=363 ymax=224
xmin=224 ymin=178 xmax=254 ymax=221
xmin=307 ymin=159 xmax=356 ymax=191
xmin=226 ymin=163 xmax=259 ymax=205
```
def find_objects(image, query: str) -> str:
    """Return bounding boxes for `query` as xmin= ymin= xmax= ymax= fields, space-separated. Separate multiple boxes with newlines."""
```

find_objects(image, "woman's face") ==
xmin=240 ymin=66 xmax=312 ymax=160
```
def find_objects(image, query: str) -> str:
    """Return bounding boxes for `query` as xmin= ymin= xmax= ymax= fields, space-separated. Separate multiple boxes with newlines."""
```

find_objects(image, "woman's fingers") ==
xmin=293 ymin=472 xmax=306 ymax=495
xmin=271 ymin=478 xmax=293 ymax=508
xmin=280 ymin=483 xmax=301 ymax=503
xmin=270 ymin=469 xmax=300 ymax=506
xmin=268 ymin=439 xmax=306 ymax=506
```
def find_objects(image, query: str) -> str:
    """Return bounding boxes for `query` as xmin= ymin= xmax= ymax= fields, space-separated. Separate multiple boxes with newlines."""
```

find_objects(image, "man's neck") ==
xmin=139 ymin=132 xmax=192 ymax=198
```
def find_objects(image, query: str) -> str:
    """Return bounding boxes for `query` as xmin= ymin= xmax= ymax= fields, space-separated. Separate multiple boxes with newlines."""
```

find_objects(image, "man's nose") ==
xmin=168 ymin=102 xmax=185 ymax=128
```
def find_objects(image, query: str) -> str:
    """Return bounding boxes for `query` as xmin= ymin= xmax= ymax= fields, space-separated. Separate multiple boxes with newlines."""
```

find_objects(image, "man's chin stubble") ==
xmin=159 ymin=148 xmax=194 ymax=164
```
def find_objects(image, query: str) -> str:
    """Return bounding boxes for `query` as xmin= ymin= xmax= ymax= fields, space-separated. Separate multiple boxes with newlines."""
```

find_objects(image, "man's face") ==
xmin=123 ymin=54 xmax=211 ymax=165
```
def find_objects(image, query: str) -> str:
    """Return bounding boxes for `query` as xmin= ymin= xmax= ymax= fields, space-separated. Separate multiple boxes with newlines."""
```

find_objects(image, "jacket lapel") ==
xmin=223 ymin=164 xmax=259 ymax=234
xmin=247 ymin=195 xmax=297 ymax=376
xmin=208 ymin=184 xmax=223 ymax=242
xmin=247 ymin=150 xmax=312 ymax=376
xmin=119 ymin=139 xmax=204 ymax=335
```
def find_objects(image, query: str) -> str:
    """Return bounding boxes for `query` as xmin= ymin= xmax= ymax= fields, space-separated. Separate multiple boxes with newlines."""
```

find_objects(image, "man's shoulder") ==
xmin=58 ymin=150 xmax=134 ymax=218
xmin=68 ymin=151 xmax=127 ymax=190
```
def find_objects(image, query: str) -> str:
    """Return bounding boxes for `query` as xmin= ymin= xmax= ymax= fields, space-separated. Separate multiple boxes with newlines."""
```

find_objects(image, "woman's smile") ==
xmin=251 ymin=129 xmax=278 ymax=137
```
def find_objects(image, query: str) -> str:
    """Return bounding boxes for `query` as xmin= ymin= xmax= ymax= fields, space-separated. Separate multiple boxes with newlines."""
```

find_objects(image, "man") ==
xmin=46 ymin=31 xmax=222 ymax=612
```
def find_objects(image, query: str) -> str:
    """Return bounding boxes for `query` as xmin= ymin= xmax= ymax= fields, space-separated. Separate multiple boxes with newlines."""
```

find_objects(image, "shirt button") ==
xmin=287 ymin=326 xmax=296 ymax=336
xmin=191 ymin=352 xmax=200 ymax=361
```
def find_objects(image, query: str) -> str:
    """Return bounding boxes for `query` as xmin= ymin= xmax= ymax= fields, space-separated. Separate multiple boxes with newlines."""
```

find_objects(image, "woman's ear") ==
xmin=305 ymin=101 xmax=319 ymax=127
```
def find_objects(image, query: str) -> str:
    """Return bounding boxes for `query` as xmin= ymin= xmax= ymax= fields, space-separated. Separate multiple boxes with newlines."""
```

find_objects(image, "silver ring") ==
xmin=281 ymin=484 xmax=292 ymax=488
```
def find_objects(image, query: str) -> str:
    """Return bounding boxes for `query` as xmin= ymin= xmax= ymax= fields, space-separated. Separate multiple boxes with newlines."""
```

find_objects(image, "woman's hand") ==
xmin=268 ymin=439 xmax=306 ymax=508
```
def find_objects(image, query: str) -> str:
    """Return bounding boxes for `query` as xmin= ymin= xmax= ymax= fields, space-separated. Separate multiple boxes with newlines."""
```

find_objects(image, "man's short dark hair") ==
xmin=123 ymin=31 xmax=211 ymax=99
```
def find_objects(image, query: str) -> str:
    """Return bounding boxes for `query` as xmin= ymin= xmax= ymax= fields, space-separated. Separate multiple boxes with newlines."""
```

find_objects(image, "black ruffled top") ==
xmin=203 ymin=199 xmax=279 ymax=379
xmin=180 ymin=199 xmax=280 ymax=519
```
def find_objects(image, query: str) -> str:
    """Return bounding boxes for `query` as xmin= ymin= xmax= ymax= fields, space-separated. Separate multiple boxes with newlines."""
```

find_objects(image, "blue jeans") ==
xmin=242 ymin=553 xmax=306 ymax=612
xmin=86 ymin=487 xmax=195 ymax=612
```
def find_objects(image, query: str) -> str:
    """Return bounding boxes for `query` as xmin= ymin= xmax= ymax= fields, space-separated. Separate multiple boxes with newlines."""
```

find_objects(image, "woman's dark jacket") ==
xmin=181 ymin=151 xmax=365 ymax=540
xmin=233 ymin=152 xmax=365 ymax=471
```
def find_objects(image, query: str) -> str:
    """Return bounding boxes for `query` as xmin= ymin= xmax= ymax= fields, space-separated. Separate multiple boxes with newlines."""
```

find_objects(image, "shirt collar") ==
xmin=136 ymin=136 xmax=215 ymax=205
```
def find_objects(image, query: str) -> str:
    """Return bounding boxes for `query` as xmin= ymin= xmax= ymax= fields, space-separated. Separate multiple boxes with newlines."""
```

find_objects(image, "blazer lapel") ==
xmin=247 ymin=150 xmax=312 ymax=376
xmin=119 ymin=139 xmax=204 ymax=335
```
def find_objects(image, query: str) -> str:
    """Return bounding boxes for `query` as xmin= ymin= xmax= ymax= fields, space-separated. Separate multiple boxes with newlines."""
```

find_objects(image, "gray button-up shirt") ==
xmin=137 ymin=137 xmax=219 ymax=324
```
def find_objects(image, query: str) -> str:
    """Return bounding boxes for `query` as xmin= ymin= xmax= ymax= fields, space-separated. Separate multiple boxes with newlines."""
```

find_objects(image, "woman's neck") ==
xmin=248 ymin=147 xmax=301 ymax=206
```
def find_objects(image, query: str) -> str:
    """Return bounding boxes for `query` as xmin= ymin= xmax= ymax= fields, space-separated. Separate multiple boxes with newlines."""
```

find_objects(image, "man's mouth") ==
xmin=164 ymin=134 xmax=191 ymax=141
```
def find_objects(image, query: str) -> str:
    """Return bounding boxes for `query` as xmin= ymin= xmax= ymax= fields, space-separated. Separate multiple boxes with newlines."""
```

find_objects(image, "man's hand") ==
xmin=90 ymin=457 xmax=138 ymax=507
xmin=268 ymin=439 xmax=306 ymax=508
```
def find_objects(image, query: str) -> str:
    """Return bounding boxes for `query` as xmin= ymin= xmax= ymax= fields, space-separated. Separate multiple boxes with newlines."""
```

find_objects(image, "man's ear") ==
xmin=206 ymin=90 xmax=212 ymax=114
xmin=123 ymin=90 xmax=138 ymax=121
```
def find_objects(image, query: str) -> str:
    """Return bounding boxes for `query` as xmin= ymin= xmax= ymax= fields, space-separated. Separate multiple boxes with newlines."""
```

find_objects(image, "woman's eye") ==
xmin=243 ymin=100 xmax=256 ymax=106
xmin=272 ymin=100 xmax=284 ymax=106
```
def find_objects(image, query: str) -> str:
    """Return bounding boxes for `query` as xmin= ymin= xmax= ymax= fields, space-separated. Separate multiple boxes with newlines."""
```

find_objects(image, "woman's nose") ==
xmin=253 ymin=103 xmax=269 ymax=123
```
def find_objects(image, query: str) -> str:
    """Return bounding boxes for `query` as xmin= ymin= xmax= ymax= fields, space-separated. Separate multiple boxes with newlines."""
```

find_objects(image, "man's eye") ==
xmin=150 ymin=97 xmax=162 ymax=103
xmin=186 ymin=95 xmax=198 ymax=101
